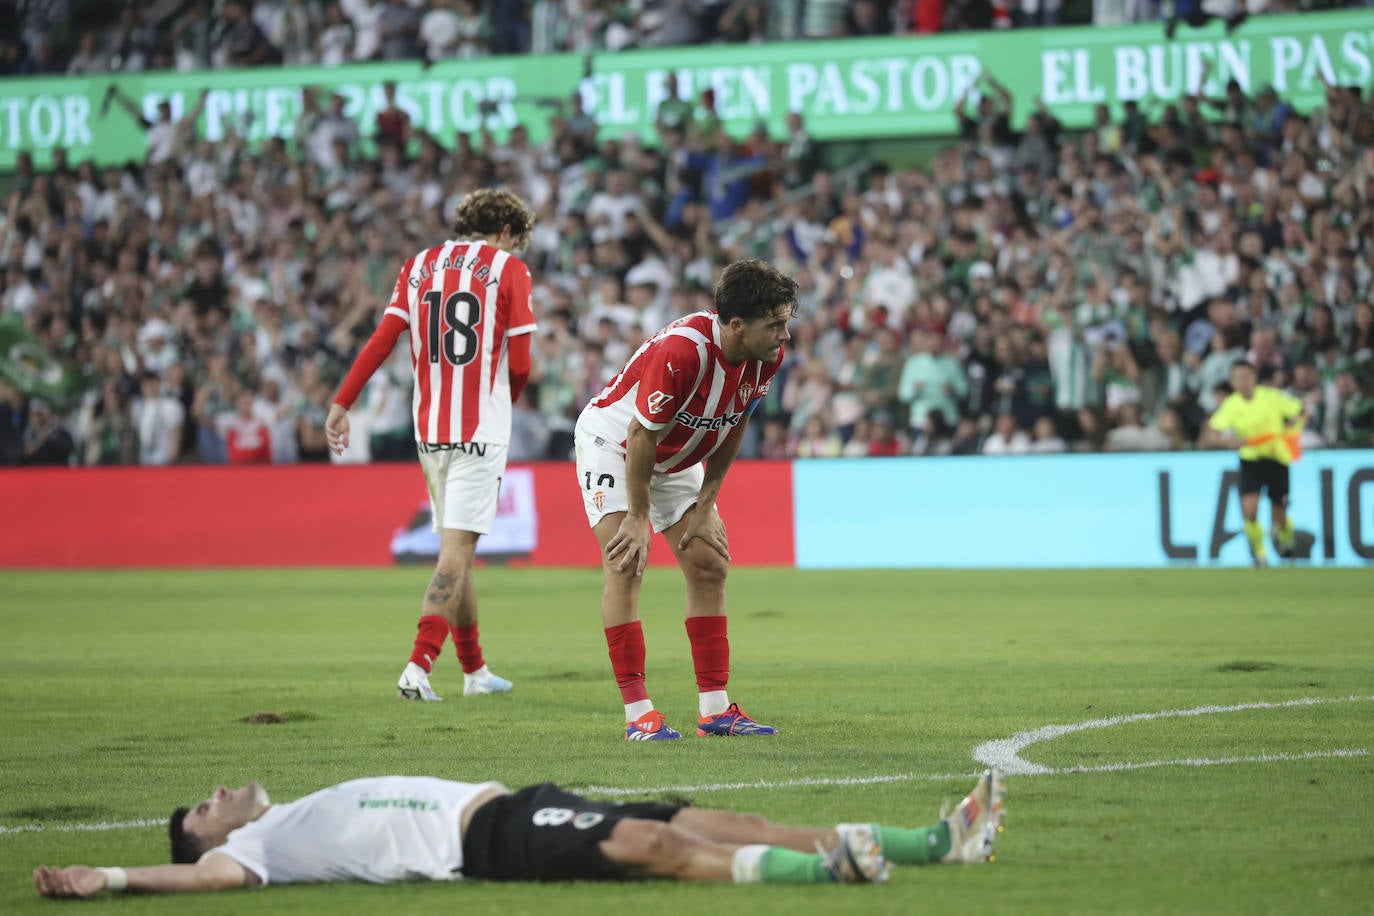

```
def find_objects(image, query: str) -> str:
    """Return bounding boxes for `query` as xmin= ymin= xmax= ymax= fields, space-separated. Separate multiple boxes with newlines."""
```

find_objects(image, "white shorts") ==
xmin=417 ymin=443 xmax=508 ymax=534
xmin=574 ymin=429 xmax=704 ymax=533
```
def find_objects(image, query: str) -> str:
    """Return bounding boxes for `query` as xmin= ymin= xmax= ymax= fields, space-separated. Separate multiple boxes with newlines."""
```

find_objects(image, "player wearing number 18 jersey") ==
xmin=575 ymin=259 xmax=798 ymax=741
xmin=326 ymin=189 xmax=537 ymax=703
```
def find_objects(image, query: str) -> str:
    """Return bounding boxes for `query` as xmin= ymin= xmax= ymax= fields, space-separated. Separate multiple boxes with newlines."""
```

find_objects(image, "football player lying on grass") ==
xmin=35 ymin=770 xmax=1004 ymax=896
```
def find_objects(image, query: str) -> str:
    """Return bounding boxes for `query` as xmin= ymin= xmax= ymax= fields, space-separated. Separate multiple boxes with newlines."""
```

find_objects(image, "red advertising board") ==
xmin=0 ymin=461 xmax=794 ymax=568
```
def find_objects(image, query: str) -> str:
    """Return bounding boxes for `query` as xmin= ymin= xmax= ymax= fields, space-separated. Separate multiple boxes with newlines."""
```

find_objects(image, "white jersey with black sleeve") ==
xmin=209 ymin=776 xmax=506 ymax=885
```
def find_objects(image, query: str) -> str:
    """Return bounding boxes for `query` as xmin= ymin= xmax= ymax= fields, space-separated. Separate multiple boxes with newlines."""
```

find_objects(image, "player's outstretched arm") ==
xmin=35 ymin=854 xmax=252 ymax=898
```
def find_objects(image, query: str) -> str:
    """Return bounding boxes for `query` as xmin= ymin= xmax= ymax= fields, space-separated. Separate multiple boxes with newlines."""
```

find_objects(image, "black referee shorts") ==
xmin=462 ymin=783 xmax=683 ymax=882
xmin=1239 ymin=458 xmax=1290 ymax=506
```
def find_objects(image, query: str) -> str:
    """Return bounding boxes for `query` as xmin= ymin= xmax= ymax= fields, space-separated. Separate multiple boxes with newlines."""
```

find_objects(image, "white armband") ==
xmin=97 ymin=866 xmax=128 ymax=892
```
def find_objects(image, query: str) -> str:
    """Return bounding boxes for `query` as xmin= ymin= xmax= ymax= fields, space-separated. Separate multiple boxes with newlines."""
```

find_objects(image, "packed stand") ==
xmin=2 ymin=29 xmax=1374 ymax=465
xmin=3 ymin=0 xmax=1330 ymax=77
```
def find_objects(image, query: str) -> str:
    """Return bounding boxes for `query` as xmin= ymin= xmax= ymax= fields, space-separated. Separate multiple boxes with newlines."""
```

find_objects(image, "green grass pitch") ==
xmin=1 ymin=568 xmax=1371 ymax=914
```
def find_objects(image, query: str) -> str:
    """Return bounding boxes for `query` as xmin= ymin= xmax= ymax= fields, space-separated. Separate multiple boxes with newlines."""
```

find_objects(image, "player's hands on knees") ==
xmin=34 ymin=865 xmax=105 ymax=898
xmin=678 ymin=507 xmax=730 ymax=563
xmin=325 ymin=404 xmax=350 ymax=455
xmin=606 ymin=514 xmax=653 ymax=577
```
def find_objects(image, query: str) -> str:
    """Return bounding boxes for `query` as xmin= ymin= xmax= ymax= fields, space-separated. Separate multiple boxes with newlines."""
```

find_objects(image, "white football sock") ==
xmin=731 ymin=845 xmax=769 ymax=883
xmin=699 ymin=690 xmax=730 ymax=717
xmin=625 ymin=699 xmax=654 ymax=722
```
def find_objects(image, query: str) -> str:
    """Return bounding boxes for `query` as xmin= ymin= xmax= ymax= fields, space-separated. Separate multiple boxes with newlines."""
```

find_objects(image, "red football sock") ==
xmin=605 ymin=621 xmax=649 ymax=704
xmin=685 ymin=615 xmax=730 ymax=692
xmin=450 ymin=623 xmax=485 ymax=674
xmin=409 ymin=615 xmax=448 ymax=671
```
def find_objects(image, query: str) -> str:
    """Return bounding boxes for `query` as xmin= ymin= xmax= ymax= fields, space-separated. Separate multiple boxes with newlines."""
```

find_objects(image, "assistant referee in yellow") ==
xmin=1203 ymin=359 xmax=1307 ymax=567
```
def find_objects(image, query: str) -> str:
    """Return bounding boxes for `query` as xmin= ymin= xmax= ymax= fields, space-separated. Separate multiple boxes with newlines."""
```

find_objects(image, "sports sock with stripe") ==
xmin=606 ymin=621 xmax=650 ymax=716
xmin=686 ymin=615 xmax=730 ymax=716
xmin=409 ymin=615 xmax=448 ymax=671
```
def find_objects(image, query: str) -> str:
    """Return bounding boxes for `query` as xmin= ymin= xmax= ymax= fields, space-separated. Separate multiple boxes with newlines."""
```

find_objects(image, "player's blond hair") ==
xmin=452 ymin=188 xmax=535 ymax=250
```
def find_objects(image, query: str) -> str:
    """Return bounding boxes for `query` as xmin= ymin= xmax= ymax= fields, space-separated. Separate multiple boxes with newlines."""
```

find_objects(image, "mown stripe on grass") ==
xmin=6 ymin=696 xmax=1370 ymax=834
xmin=580 ymin=749 xmax=1367 ymax=797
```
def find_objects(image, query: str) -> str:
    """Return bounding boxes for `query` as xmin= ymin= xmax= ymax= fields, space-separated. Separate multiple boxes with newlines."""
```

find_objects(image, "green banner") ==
xmin=0 ymin=316 xmax=88 ymax=410
xmin=586 ymin=10 xmax=1374 ymax=141
xmin=0 ymin=10 xmax=1369 ymax=169
xmin=0 ymin=56 xmax=583 ymax=170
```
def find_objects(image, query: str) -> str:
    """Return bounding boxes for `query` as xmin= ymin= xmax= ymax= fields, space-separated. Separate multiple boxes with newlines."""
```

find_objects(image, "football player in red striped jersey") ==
xmin=576 ymin=259 xmax=797 ymax=740
xmin=326 ymin=189 xmax=537 ymax=702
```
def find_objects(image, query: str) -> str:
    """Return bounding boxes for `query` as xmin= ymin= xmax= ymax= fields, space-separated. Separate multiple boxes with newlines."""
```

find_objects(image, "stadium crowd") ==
xmin=1 ymin=0 xmax=1320 ymax=76
xmin=1 ymin=6 xmax=1373 ymax=467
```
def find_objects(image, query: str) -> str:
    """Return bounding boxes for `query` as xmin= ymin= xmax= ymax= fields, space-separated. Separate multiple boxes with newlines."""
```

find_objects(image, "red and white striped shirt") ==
xmin=221 ymin=415 xmax=272 ymax=464
xmin=335 ymin=240 xmax=536 ymax=445
xmin=579 ymin=311 xmax=781 ymax=474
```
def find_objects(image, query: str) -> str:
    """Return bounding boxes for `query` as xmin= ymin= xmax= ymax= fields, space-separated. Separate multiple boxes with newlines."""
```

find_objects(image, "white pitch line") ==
xmin=1025 ymin=748 xmax=1368 ymax=775
xmin=581 ymin=771 xmax=971 ymax=798
xmin=972 ymin=694 xmax=1374 ymax=776
xmin=580 ymin=748 xmax=1367 ymax=797
xmin=5 ymin=697 xmax=1370 ymax=837
xmin=0 ymin=818 xmax=161 ymax=837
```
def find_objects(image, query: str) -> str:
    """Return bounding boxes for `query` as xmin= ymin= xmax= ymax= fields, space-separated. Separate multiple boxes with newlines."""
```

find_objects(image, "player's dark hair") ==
xmin=168 ymin=807 xmax=206 ymax=864
xmin=452 ymin=188 xmax=535 ymax=250
xmin=1231 ymin=358 xmax=1257 ymax=373
xmin=714 ymin=259 xmax=798 ymax=325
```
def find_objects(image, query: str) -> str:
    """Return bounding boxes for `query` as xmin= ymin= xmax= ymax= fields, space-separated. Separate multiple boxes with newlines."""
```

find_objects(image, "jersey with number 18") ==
xmin=379 ymin=240 xmax=536 ymax=445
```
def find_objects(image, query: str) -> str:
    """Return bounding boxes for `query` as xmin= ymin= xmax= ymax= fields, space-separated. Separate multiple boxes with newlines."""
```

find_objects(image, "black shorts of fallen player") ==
xmin=462 ymin=783 xmax=683 ymax=881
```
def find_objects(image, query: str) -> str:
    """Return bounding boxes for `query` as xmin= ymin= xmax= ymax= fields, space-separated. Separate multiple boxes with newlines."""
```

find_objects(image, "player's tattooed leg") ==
xmin=426 ymin=571 xmax=459 ymax=608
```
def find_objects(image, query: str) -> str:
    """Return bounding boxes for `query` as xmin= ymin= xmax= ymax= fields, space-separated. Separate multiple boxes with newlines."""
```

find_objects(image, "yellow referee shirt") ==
xmin=1207 ymin=386 xmax=1304 ymax=464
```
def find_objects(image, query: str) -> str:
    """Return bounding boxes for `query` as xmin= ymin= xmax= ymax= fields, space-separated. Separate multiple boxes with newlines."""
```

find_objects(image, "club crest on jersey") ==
xmin=736 ymin=381 xmax=754 ymax=405
xmin=645 ymin=390 xmax=674 ymax=414
xmin=593 ymin=489 xmax=605 ymax=510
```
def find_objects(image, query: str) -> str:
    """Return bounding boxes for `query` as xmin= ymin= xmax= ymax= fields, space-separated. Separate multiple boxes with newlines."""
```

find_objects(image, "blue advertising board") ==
xmin=793 ymin=451 xmax=1374 ymax=569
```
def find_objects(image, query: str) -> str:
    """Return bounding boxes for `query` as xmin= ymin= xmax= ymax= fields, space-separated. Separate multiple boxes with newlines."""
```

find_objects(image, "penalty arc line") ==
xmin=595 ymin=695 xmax=1374 ymax=797
xmin=972 ymin=694 xmax=1374 ymax=776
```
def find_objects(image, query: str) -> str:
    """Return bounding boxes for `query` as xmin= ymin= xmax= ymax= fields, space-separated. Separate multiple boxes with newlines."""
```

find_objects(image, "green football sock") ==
xmin=876 ymin=822 xmax=951 ymax=864
xmin=758 ymin=847 xmax=832 ymax=883
xmin=1275 ymin=517 xmax=1295 ymax=547
xmin=1244 ymin=519 xmax=1266 ymax=559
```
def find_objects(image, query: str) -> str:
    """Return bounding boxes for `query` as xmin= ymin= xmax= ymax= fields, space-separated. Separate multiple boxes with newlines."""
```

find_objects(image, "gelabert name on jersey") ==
xmin=408 ymin=253 xmax=500 ymax=289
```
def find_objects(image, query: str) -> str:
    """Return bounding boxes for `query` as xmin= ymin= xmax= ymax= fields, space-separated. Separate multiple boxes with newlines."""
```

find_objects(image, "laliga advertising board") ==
xmin=793 ymin=451 xmax=1374 ymax=569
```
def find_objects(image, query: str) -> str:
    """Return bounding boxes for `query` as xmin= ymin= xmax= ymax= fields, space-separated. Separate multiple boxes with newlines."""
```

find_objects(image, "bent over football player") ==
xmin=575 ymin=258 xmax=795 ymax=740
